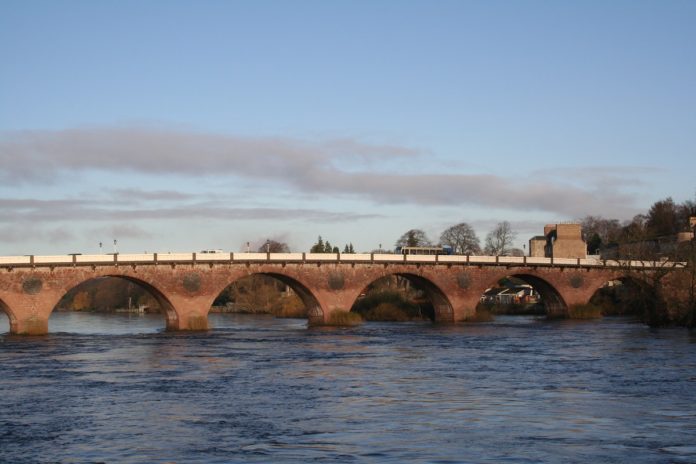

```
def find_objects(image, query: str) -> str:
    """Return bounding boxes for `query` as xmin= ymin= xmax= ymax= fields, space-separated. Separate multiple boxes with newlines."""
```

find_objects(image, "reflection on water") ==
xmin=2 ymin=313 xmax=696 ymax=463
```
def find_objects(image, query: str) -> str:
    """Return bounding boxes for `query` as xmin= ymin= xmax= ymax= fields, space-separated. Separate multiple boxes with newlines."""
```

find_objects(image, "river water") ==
xmin=1 ymin=312 xmax=696 ymax=463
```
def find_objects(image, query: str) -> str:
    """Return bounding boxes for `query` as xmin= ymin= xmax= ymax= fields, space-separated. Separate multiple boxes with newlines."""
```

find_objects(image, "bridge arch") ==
xmin=588 ymin=274 xmax=657 ymax=318
xmin=210 ymin=272 xmax=324 ymax=325
xmin=478 ymin=272 xmax=568 ymax=318
xmin=350 ymin=272 xmax=454 ymax=322
xmin=52 ymin=274 xmax=180 ymax=330
xmin=0 ymin=296 xmax=16 ymax=334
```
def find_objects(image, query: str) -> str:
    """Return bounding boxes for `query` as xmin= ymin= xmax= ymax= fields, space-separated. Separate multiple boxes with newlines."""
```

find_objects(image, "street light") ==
xmin=99 ymin=242 xmax=103 ymax=253
xmin=113 ymin=239 xmax=118 ymax=254
xmin=266 ymin=239 xmax=271 ymax=253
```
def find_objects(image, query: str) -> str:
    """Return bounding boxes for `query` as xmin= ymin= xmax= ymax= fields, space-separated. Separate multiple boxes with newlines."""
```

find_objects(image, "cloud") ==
xmin=108 ymin=188 xmax=197 ymax=202
xmin=88 ymin=224 xmax=154 ymax=240
xmin=0 ymin=226 xmax=76 ymax=243
xmin=0 ymin=197 xmax=383 ymax=224
xmin=0 ymin=127 xmax=417 ymax=182
xmin=0 ymin=127 xmax=650 ymax=218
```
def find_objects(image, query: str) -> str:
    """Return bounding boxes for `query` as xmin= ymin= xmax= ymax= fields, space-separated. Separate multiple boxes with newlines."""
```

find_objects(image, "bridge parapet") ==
xmin=0 ymin=253 xmax=686 ymax=270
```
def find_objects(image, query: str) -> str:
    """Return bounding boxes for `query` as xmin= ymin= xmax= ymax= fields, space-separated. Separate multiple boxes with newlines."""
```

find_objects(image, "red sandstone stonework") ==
xmin=0 ymin=261 xmax=661 ymax=334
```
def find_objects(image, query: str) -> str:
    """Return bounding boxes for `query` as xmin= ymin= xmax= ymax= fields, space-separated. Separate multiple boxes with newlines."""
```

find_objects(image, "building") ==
xmin=529 ymin=223 xmax=587 ymax=259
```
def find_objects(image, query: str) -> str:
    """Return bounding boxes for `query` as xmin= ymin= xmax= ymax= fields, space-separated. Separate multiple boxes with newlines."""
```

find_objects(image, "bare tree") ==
xmin=484 ymin=221 xmax=516 ymax=256
xmin=395 ymin=229 xmax=432 ymax=248
xmin=440 ymin=222 xmax=481 ymax=254
xmin=258 ymin=240 xmax=290 ymax=253
xmin=581 ymin=215 xmax=622 ymax=254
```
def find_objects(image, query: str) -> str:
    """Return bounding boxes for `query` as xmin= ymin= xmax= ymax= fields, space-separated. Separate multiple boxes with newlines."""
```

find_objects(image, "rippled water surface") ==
xmin=2 ymin=312 xmax=696 ymax=463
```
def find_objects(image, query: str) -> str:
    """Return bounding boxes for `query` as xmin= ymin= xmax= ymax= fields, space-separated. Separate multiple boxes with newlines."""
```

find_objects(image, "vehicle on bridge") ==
xmin=396 ymin=245 xmax=453 ymax=255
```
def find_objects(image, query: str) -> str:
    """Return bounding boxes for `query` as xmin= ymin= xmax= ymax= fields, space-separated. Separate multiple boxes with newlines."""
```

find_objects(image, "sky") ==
xmin=1 ymin=0 xmax=694 ymax=255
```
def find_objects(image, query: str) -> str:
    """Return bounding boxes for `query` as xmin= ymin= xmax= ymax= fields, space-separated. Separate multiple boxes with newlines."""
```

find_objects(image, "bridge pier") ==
xmin=160 ymin=295 xmax=210 ymax=331
xmin=0 ymin=294 xmax=53 ymax=335
xmin=311 ymin=288 xmax=360 ymax=325
xmin=10 ymin=314 xmax=49 ymax=335
xmin=448 ymin=294 xmax=480 ymax=322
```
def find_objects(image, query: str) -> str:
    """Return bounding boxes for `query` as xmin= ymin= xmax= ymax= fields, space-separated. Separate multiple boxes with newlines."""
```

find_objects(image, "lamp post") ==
xmin=113 ymin=239 xmax=118 ymax=254
xmin=99 ymin=242 xmax=103 ymax=254
xmin=266 ymin=239 xmax=271 ymax=253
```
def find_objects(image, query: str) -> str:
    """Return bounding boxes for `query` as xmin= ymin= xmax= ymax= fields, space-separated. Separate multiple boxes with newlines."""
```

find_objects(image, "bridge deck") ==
xmin=0 ymin=253 xmax=686 ymax=270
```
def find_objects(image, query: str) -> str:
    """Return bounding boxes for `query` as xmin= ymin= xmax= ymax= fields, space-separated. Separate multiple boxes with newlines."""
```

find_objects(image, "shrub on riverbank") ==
xmin=466 ymin=307 xmax=494 ymax=322
xmin=362 ymin=303 xmax=411 ymax=321
xmin=352 ymin=290 xmax=429 ymax=321
xmin=315 ymin=311 xmax=363 ymax=326
xmin=568 ymin=304 xmax=603 ymax=319
xmin=272 ymin=295 xmax=307 ymax=318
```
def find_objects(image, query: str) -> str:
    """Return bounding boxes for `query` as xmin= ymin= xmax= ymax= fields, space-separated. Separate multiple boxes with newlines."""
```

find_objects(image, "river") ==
xmin=1 ymin=312 xmax=696 ymax=463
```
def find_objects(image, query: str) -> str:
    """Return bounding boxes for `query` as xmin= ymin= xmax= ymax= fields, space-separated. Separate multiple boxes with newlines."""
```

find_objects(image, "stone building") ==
xmin=529 ymin=223 xmax=587 ymax=259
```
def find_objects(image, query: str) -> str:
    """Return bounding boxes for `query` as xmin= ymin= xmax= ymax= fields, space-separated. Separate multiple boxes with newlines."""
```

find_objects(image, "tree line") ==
xmin=302 ymin=195 xmax=695 ymax=259
xmin=306 ymin=221 xmax=519 ymax=256
xmin=580 ymin=196 xmax=696 ymax=259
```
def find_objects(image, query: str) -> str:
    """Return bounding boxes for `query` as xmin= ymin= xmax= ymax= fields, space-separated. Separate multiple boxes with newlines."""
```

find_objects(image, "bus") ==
xmin=395 ymin=245 xmax=453 ymax=255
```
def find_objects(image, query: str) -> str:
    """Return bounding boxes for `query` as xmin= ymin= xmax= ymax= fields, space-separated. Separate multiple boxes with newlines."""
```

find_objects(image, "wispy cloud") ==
xmin=0 ymin=127 xmax=418 ymax=182
xmin=0 ymin=226 xmax=76 ymax=243
xmin=0 ymin=127 xmax=649 ymax=218
xmin=0 ymin=197 xmax=382 ymax=224
xmin=88 ymin=224 xmax=154 ymax=240
xmin=108 ymin=188 xmax=197 ymax=202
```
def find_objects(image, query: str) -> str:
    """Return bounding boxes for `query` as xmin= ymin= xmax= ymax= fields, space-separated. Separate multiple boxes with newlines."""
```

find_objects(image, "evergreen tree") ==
xmin=310 ymin=236 xmax=325 ymax=253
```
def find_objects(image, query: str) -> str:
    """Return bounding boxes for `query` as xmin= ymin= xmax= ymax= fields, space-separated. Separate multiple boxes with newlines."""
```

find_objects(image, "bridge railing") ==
xmin=0 ymin=255 xmax=32 ymax=265
xmin=0 ymin=253 xmax=686 ymax=269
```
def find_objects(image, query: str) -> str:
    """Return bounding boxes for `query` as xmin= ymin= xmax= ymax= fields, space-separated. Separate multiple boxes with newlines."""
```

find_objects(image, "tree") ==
xmin=440 ymin=222 xmax=481 ymax=255
xmin=310 ymin=236 xmax=325 ymax=253
xmin=71 ymin=290 xmax=92 ymax=311
xmin=647 ymin=197 xmax=680 ymax=238
xmin=395 ymin=229 xmax=432 ymax=248
xmin=619 ymin=214 xmax=649 ymax=254
xmin=581 ymin=215 xmax=622 ymax=254
xmin=310 ymin=236 xmax=343 ymax=253
xmin=484 ymin=221 xmax=516 ymax=256
xmin=258 ymin=240 xmax=290 ymax=253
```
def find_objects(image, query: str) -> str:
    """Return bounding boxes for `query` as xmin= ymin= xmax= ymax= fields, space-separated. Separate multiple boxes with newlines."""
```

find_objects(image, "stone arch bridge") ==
xmin=0 ymin=252 xmax=684 ymax=335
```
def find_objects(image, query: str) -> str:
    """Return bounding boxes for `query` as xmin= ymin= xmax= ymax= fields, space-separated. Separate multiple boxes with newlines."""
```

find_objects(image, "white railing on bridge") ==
xmin=75 ymin=254 xmax=115 ymax=263
xmin=0 ymin=255 xmax=32 ymax=265
xmin=0 ymin=253 xmax=686 ymax=269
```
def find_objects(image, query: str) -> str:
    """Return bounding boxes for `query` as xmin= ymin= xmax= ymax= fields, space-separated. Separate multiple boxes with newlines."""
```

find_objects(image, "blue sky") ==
xmin=1 ymin=0 xmax=694 ymax=255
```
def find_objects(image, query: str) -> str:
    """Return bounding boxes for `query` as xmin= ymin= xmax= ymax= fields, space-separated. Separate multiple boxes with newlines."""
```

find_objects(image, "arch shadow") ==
xmin=213 ymin=272 xmax=324 ymax=325
xmin=589 ymin=275 xmax=657 ymax=318
xmin=481 ymin=273 xmax=567 ymax=318
xmin=52 ymin=275 xmax=179 ymax=330
xmin=351 ymin=273 xmax=454 ymax=322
